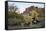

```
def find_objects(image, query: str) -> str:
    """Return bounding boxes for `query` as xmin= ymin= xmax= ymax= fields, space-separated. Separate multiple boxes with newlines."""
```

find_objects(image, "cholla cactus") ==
xmin=30 ymin=10 xmax=40 ymax=23
xmin=24 ymin=15 xmax=33 ymax=26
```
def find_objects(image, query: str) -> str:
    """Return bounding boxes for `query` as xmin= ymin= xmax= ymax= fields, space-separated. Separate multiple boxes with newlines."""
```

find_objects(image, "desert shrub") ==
xmin=8 ymin=12 xmax=25 ymax=26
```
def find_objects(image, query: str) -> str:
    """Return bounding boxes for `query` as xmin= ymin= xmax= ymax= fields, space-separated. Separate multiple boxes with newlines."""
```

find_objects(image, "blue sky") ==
xmin=8 ymin=2 xmax=44 ymax=13
xmin=8 ymin=2 xmax=44 ymax=8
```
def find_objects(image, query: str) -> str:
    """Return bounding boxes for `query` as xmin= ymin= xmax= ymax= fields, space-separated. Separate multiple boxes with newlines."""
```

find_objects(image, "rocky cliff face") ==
xmin=22 ymin=6 xmax=45 ymax=16
xmin=23 ymin=6 xmax=32 ymax=14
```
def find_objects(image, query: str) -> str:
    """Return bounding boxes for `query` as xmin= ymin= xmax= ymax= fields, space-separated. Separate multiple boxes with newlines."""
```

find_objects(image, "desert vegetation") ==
xmin=8 ymin=5 xmax=45 ymax=29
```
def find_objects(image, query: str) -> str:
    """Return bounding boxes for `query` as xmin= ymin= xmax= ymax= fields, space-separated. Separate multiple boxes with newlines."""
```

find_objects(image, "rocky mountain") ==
xmin=22 ymin=6 xmax=45 ymax=16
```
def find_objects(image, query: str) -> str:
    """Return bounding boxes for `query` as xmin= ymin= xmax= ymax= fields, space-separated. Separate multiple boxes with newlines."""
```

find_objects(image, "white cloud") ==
xmin=16 ymin=8 xmax=25 ymax=13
